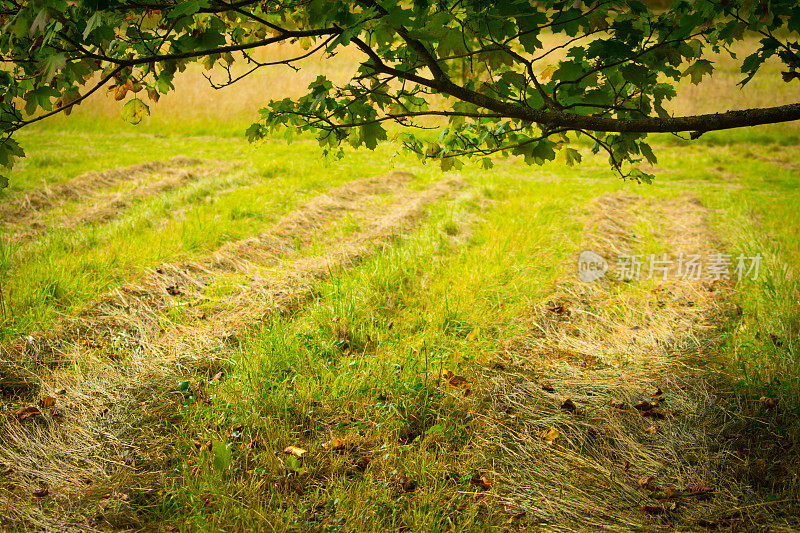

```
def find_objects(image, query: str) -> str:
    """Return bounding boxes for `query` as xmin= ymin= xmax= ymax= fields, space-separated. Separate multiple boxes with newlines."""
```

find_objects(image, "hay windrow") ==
xmin=3 ymin=157 xmax=241 ymax=242
xmin=0 ymin=173 xmax=462 ymax=531
xmin=479 ymin=191 xmax=798 ymax=531
xmin=1 ymin=156 xmax=204 ymax=222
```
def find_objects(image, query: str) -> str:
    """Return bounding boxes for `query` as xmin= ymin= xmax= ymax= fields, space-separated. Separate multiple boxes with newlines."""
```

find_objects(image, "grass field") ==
xmin=0 ymin=38 xmax=799 ymax=532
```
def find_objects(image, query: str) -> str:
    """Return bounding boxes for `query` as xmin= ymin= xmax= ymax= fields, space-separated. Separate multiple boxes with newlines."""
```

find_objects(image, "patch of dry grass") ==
xmin=475 ymin=191 xmax=799 ymax=531
xmin=0 ymin=171 xmax=464 ymax=530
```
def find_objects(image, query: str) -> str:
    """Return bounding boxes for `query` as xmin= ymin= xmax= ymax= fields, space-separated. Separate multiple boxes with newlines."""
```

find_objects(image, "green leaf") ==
xmin=41 ymin=54 xmax=66 ymax=84
xmin=121 ymin=98 xmax=150 ymax=125
xmin=639 ymin=142 xmax=657 ymax=165
xmin=360 ymin=122 xmax=386 ymax=150
xmin=620 ymin=64 xmax=650 ymax=86
xmin=563 ymin=147 xmax=582 ymax=166
xmin=440 ymin=157 xmax=462 ymax=171
xmin=29 ymin=8 xmax=51 ymax=35
xmin=168 ymin=0 xmax=209 ymax=19
xmin=683 ymin=59 xmax=714 ymax=85
xmin=83 ymin=12 xmax=103 ymax=39
xmin=211 ymin=440 xmax=231 ymax=471
xmin=0 ymin=138 xmax=25 ymax=169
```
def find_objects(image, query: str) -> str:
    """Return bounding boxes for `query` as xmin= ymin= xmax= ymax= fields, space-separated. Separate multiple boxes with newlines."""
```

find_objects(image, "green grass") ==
xmin=1 ymin=125 xmax=799 ymax=531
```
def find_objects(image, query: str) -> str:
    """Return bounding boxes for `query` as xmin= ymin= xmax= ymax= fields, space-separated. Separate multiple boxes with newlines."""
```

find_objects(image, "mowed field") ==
xmin=1 ymin=39 xmax=799 ymax=532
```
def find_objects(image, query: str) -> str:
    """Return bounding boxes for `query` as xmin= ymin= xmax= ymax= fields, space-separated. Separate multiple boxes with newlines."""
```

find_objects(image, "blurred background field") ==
xmin=22 ymin=36 xmax=800 ymax=141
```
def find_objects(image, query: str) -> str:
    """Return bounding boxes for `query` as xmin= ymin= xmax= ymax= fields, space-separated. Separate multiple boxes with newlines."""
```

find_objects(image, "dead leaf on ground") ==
xmin=32 ymin=487 xmax=49 ymax=498
xmin=38 ymin=396 xmax=56 ymax=408
xmin=547 ymin=304 xmax=565 ymax=314
xmin=687 ymin=485 xmax=713 ymax=495
xmin=608 ymin=400 xmax=626 ymax=409
xmin=397 ymin=476 xmax=417 ymax=492
xmin=322 ymin=438 xmax=346 ymax=451
xmin=441 ymin=369 xmax=470 ymax=389
xmin=759 ymin=396 xmax=777 ymax=409
xmin=210 ymin=371 xmax=224 ymax=383
xmin=355 ymin=456 xmax=372 ymax=470
xmin=634 ymin=401 xmax=654 ymax=412
xmin=638 ymin=476 xmax=657 ymax=491
xmin=540 ymin=427 xmax=560 ymax=446
xmin=561 ymin=398 xmax=577 ymax=412
xmin=166 ymin=285 xmax=183 ymax=296
xmin=463 ymin=383 xmax=472 ymax=397
xmin=14 ymin=406 xmax=42 ymax=421
xmin=641 ymin=410 xmax=665 ymax=419
xmin=541 ymin=383 xmax=555 ymax=393
xmin=640 ymin=504 xmax=666 ymax=515
xmin=470 ymin=473 xmax=494 ymax=490
xmin=652 ymin=387 xmax=663 ymax=397
xmin=283 ymin=445 xmax=307 ymax=458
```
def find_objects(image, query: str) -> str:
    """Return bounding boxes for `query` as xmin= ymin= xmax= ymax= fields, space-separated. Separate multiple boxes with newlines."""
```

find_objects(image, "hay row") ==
xmin=0 ymin=173 xmax=462 ymax=531
xmin=477 ymin=192 xmax=791 ymax=531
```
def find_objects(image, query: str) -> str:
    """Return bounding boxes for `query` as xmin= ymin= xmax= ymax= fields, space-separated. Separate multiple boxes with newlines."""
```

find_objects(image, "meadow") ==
xmin=0 ymin=38 xmax=798 ymax=531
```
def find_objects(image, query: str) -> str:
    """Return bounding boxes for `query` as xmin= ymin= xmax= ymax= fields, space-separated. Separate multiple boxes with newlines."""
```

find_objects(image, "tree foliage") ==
xmin=2 ymin=0 xmax=800 ymax=183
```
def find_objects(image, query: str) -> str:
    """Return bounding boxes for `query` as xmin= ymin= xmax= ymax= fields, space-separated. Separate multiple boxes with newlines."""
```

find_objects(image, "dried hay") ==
xmin=1 ymin=156 xmax=204 ymax=222
xmin=477 ymin=191 xmax=799 ymax=531
xmin=4 ymin=157 xmax=240 ymax=242
xmin=0 ymin=173 xmax=462 ymax=530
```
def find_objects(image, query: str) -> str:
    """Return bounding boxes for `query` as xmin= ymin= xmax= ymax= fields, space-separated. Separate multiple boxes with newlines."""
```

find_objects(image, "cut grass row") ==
xmin=0 ymin=128 xmax=798 ymax=530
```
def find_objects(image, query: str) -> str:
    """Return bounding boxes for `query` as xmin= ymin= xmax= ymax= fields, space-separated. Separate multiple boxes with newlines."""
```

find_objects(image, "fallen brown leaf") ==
xmin=32 ymin=487 xmax=49 ymax=498
xmin=687 ymin=485 xmax=713 ymax=495
xmin=322 ymin=438 xmax=346 ymax=451
xmin=210 ymin=371 xmax=224 ymax=383
xmin=641 ymin=410 xmax=665 ymax=419
xmin=470 ymin=473 xmax=494 ymax=490
xmin=638 ymin=476 xmax=657 ymax=491
xmin=759 ymin=396 xmax=777 ymax=409
xmin=608 ymin=400 xmax=626 ymax=409
xmin=38 ymin=396 xmax=56 ymax=408
xmin=540 ymin=427 xmax=560 ymax=446
xmin=640 ymin=504 xmax=665 ymax=515
xmin=448 ymin=374 xmax=468 ymax=387
xmin=561 ymin=398 xmax=577 ymax=412
xmin=166 ymin=285 xmax=183 ymax=296
xmin=541 ymin=383 xmax=555 ymax=393
xmin=14 ymin=406 xmax=42 ymax=421
xmin=634 ymin=401 xmax=654 ymax=412
xmin=398 ymin=476 xmax=417 ymax=492
xmin=283 ymin=445 xmax=306 ymax=458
